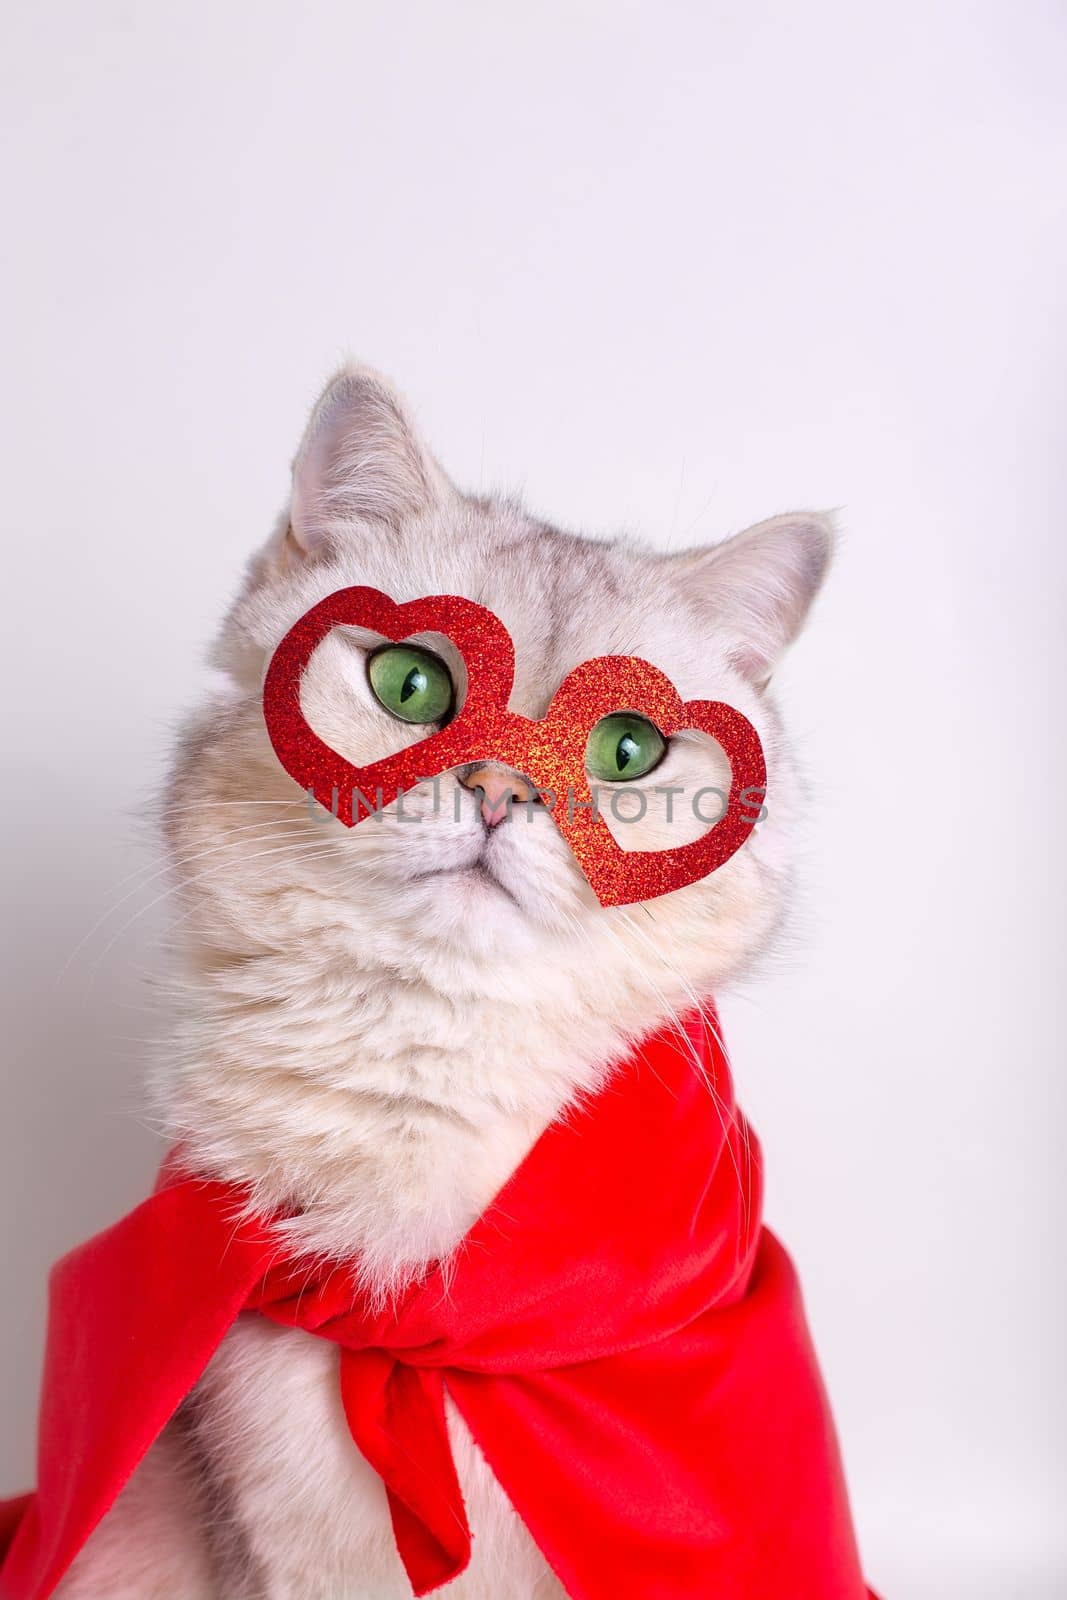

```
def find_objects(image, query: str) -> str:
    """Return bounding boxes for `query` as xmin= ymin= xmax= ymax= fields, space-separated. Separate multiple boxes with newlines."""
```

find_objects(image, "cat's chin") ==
xmin=407 ymin=852 xmax=591 ymax=942
xmin=388 ymin=856 xmax=581 ymax=970
xmin=414 ymin=858 xmax=524 ymax=910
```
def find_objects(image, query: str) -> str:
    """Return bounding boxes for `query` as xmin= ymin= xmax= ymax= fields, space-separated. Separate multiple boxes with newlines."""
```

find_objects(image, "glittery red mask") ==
xmin=261 ymin=587 xmax=766 ymax=907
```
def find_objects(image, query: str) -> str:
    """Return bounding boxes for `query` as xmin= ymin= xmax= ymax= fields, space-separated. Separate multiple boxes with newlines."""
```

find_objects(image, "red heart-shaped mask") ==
xmin=262 ymin=587 xmax=766 ymax=907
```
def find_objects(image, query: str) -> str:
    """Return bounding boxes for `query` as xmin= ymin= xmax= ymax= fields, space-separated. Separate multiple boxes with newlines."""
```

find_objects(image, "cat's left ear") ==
xmin=670 ymin=512 xmax=835 ymax=689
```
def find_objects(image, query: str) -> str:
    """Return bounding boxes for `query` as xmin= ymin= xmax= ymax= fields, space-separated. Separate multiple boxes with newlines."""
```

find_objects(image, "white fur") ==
xmin=56 ymin=366 xmax=832 ymax=1598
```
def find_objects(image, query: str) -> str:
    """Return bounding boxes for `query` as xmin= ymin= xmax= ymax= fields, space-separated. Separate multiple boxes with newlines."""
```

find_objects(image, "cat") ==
xmin=55 ymin=365 xmax=833 ymax=1598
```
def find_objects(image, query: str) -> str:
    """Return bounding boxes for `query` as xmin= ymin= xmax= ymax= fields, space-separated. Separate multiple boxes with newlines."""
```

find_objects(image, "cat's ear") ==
xmin=286 ymin=364 xmax=454 ymax=558
xmin=671 ymin=512 xmax=835 ymax=688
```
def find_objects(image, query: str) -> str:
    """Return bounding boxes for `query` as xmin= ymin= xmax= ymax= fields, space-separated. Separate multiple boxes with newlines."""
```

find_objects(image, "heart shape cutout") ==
xmin=262 ymin=587 xmax=766 ymax=907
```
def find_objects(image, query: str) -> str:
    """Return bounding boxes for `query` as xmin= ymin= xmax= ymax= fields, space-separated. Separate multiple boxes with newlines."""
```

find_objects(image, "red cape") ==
xmin=0 ymin=1012 xmax=877 ymax=1599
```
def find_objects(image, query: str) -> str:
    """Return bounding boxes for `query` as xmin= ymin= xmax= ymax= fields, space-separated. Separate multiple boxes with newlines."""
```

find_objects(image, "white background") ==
xmin=1 ymin=4 xmax=1064 ymax=1596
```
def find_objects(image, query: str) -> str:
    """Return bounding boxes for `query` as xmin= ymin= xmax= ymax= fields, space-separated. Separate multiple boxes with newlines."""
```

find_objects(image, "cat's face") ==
xmin=166 ymin=367 xmax=831 ymax=1027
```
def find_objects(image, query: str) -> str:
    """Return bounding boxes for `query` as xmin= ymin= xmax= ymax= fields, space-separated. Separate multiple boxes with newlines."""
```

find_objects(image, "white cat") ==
xmin=56 ymin=366 xmax=833 ymax=1598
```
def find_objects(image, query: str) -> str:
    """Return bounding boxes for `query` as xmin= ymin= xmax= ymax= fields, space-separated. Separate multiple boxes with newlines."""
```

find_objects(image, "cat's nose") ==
xmin=459 ymin=765 xmax=533 ymax=828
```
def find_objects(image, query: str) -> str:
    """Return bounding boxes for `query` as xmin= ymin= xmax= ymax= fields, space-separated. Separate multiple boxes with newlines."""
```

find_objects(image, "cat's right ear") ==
xmin=283 ymin=365 xmax=454 ymax=563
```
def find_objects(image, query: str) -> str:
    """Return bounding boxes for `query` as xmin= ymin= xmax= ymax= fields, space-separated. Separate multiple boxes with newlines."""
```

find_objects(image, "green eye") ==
xmin=367 ymin=644 xmax=454 ymax=724
xmin=585 ymin=713 xmax=667 ymax=783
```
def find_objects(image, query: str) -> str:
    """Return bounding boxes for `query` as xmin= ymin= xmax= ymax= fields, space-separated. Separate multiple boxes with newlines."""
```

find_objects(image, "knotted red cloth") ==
xmin=0 ymin=1011 xmax=878 ymax=1599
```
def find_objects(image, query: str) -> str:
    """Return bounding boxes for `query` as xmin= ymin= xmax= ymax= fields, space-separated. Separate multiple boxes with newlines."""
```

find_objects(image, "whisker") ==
xmin=153 ymin=798 xmax=308 ymax=818
xmin=83 ymin=835 xmax=351 ymax=978
xmin=57 ymin=817 xmax=321 ymax=980
xmin=613 ymin=908 xmax=751 ymax=1234
xmin=123 ymin=848 xmax=401 ymax=982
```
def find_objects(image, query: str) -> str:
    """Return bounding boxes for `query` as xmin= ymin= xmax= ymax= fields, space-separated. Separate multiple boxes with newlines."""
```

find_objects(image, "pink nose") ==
xmin=461 ymin=766 xmax=533 ymax=828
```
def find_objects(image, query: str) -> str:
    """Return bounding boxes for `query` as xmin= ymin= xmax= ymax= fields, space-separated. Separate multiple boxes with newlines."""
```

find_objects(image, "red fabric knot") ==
xmin=243 ymin=1262 xmax=472 ymax=1594
xmin=338 ymin=1352 xmax=469 ymax=1596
